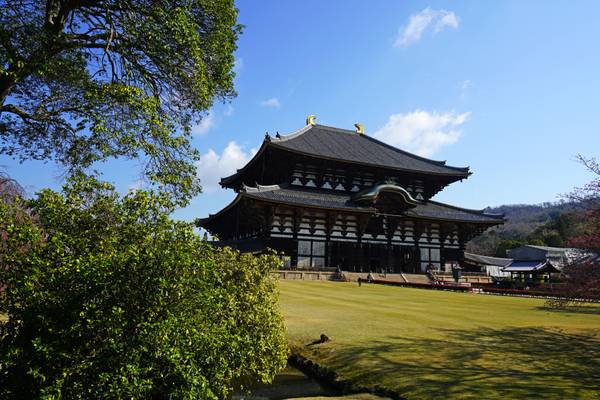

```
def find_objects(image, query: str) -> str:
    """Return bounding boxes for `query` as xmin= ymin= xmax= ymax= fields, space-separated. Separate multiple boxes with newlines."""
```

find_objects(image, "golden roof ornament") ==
xmin=306 ymin=115 xmax=316 ymax=125
xmin=354 ymin=123 xmax=364 ymax=134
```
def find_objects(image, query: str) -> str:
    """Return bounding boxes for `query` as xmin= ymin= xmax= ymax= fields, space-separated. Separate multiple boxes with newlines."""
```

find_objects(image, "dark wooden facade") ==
xmin=198 ymin=118 xmax=503 ymax=273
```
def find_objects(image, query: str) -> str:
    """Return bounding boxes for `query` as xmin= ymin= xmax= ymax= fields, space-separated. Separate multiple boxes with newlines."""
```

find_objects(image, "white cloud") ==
xmin=260 ymin=97 xmax=281 ymax=109
xmin=196 ymin=142 xmax=258 ymax=192
xmin=224 ymin=104 xmax=234 ymax=117
xmin=191 ymin=112 xmax=215 ymax=136
xmin=394 ymin=7 xmax=459 ymax=47
xmin=127 ymin=179 xmax=145 ymax=192
xmin=460 ymin=79 xmax=471 ymax=99
xmin=233 ymin=57 xmax=244 ymax=73
xmin=435 ymin=10 xmax=459 ymax=32
xmin=373 ymin=110 xmax=471 ymax=157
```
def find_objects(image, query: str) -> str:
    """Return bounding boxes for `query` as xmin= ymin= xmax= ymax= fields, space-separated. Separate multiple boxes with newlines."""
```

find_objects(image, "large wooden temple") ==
xmin=198 ymin=116 xmax=504 ymax=273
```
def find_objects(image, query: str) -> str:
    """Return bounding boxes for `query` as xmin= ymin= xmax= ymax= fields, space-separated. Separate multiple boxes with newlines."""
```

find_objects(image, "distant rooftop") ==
xmin=523 ymin=245 xmax=578 ymax=252
xmin=464 ymin=252 xmax=513 ymax=267
xmin=503 ymin=260 xmax=560 ymax=273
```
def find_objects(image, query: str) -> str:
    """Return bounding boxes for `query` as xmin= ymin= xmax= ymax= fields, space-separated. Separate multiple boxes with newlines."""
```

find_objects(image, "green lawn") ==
xmin=279 ymin=280 xmax=600 ymax=400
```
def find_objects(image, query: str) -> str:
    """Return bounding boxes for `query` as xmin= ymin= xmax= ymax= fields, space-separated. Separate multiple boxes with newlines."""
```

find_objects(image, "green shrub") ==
xmin=0 ymin=175 xmax=287 ymax=399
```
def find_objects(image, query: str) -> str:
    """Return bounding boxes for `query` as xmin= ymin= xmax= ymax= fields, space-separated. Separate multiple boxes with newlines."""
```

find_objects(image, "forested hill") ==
xmin=467 ymin=201 xmax=582 ymax=256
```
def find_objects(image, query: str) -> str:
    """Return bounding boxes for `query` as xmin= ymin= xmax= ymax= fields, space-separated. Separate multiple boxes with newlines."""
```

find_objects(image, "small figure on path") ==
xmin=367 ymin=271 xmax=374 ymax=283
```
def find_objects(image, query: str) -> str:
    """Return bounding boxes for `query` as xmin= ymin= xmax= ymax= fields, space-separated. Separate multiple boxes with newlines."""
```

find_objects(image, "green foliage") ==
xmin=493 ymin=239 xmax=527 ymax=258
xmin=468 ymin=203 xmax=585 ymax=256
xmin=526 ymin=213 xmax=581 ymax=247
xmin=0 ymin=176 xmax=287 ymax=399
xmin=1 ymin=0 xmax=242 ymax=206
xmin=491 ymin=213 xmax=584 ymax=257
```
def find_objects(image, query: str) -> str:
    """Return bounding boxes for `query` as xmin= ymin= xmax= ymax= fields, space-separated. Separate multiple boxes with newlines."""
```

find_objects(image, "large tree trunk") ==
xmin=1 ymin=0 xmax=68 ymax=109
xmin=0 ymin=75 xmax=16 ymax=108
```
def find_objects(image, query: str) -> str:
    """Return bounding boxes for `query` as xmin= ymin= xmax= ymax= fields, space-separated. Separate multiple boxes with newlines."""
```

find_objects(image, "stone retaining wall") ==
xmin=342 ymin=272 xmax=407 ymax=283
xmin=272 ymin=270 xmax=337 ymax=281
xmin=273 ymin=270 xmax=412 ymax=283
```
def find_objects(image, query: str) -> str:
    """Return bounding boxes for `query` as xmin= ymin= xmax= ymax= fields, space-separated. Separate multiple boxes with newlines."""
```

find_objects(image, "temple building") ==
xmin=197 ymin=116 xmax=504 ymax=273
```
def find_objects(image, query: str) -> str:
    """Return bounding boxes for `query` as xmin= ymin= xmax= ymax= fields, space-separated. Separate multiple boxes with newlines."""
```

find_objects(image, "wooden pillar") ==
xmin=325 ymin=212 xmax=337 ymax=269
xmin=343 ymin=173 xmax=353 ymax=191
xmin=291 ymin=208 xmax=304 ymax=267
xmin=263 ymin=205 xmax=274 ymax=238
xmin=457 ymin=225 xmax=470 ymax=262
xmin=413 ymin=221 xmax=424 ymax=273
xmin=385 ymin=216 xmax=399 ymax=273
xmin=439 ymin=224 xmax=451 ymax=270
xmin=357 ymin=214 xmax=370 ymax=272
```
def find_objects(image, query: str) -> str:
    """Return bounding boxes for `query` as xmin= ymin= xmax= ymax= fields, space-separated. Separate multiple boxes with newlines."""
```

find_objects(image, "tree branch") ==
xmin=0 ymin=104 xmax=33 ymax=120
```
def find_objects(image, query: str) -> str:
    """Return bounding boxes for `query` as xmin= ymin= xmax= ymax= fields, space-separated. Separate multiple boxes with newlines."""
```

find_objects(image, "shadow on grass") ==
xmin=535 ymin=304 xmax=600 ymax=316
xmin=304 ymin=327 xmax=600 ymax=400
xmin=242 ymin=365 xmax=337 ymax=400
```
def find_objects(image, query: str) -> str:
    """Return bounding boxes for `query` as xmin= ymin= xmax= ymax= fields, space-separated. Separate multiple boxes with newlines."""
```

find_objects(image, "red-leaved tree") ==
xmin=0 ymin=171 xmax=32 ymax=292
xmin=549 ymin=156 xmax=600 ymax=305
xmin=0 ymin=171 xmax=24 ymax=203
xmin=566 ymin=156 xmax=600 ymax=252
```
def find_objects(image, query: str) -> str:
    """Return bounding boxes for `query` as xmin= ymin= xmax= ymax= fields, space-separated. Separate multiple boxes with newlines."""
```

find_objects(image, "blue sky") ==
xmin=2 ymin=0 xmax=600 ymax=222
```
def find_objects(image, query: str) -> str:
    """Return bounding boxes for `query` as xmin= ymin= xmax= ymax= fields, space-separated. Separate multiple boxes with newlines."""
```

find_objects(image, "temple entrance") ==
xmin=363 ymin=243 xmax=387 ymax=272
xmin=328 ymin=241 xmax=417 ymax=273
xmin=328 ymin=241 xmax=358 ymax=271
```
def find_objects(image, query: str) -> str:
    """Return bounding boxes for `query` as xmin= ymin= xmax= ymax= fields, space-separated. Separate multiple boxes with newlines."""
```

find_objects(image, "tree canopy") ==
xmin=0 ymin=0 xmax=241 ymax=205
xmin=0 ymin=175 xmax=288 ymax=398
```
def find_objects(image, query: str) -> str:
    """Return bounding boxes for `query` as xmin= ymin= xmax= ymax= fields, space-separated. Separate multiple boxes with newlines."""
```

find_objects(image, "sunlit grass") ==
xmin=279 ymin=280 xmax=600 ymax=400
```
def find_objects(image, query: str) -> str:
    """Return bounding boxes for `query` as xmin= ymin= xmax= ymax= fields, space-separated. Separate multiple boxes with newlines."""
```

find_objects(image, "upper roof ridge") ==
xmin=271 ymin=124 xmax=313 ymax=142
xmin=271 ymin=123 xmax=469 ymax=173
xmin=272 ymin=123 xmax=359 ymax=142
xmin=311 ymin=123 xmax=359 ymax=135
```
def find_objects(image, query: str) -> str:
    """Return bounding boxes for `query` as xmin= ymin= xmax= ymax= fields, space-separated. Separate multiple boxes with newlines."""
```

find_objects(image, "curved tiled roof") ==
xmin=241 ymin=184 xmax=372 ymax=212
xmin=198 ymin=185 xmax=504 ymax=235
xmin=270 ymin=124 xmax=470 ymax=176
xmin=237 ymin=185 xmax=503 ymax=224
xmin=404 ymin=201 xmax=504 ymax=223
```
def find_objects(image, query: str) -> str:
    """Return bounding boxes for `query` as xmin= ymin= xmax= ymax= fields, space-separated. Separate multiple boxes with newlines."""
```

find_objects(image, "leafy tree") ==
xmin=493 ymin=239 xmax=526 ymax=258
xmin=526 ymin=212 xmax=583 ymax=248
xmin=1 ymin=0 xmax=241 ymax=205
xmin=0 ymin=175 xmax=287 ymax=399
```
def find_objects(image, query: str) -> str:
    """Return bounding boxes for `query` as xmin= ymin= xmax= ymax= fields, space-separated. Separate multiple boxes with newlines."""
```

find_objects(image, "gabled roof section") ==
xmin=270 ymin=124 xmax=471 ymax=176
